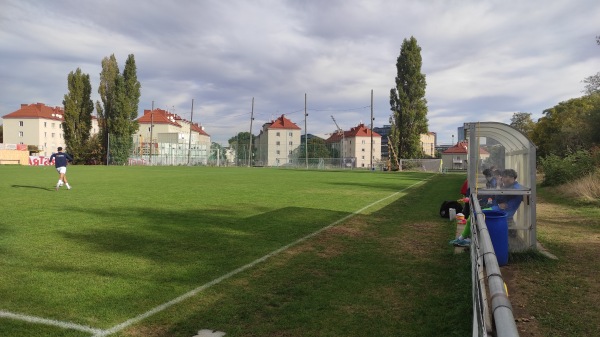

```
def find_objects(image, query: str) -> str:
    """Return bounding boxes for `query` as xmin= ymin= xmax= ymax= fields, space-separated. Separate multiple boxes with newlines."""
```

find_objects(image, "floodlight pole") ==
xmin=304 ymin=93 xmax=308 ymax=169
xmin=370 ymin=89 xmax=374 ymax=170
xmin=248 ymin=97 xmax=254 ymax=167
xmin=187 ymin=99 xmax=194 ymax=166
xmin=149 ymin=101 xmax=154 ymax=165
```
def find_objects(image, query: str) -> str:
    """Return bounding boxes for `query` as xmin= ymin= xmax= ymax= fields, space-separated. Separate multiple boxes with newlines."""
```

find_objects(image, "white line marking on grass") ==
xmin=2 ymin=178 xmax=428 ymax=337
xmin=93 ymin=179 xmax=427 ymax=337
xmin=0 ymin=310 xmax=106 ymax=335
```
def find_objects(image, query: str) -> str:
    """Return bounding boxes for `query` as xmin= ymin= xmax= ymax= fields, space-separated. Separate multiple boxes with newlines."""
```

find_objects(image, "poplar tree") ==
xmin=62 ymin=68 xmax=93 ymax=163
xmin=96 ymin=54 xmax=141 ymax=164
xmin=389 ymin=36 xmax=429 ymax=164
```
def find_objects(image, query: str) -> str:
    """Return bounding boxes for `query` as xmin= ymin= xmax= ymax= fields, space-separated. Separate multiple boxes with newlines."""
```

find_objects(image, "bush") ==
xmin=541 ymin=150 xmax=596 ymax=186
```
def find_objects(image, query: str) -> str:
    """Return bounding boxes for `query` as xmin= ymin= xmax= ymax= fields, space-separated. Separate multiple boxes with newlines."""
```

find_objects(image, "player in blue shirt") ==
xmin=49 ymin=147 xmax=74 ymax=191
xmin=492 ymin=169 xmax=523 ymax=219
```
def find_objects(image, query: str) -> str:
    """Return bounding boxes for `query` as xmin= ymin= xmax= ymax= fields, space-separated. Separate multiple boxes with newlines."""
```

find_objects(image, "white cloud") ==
xmin=1 ymin=0 xmax=598 ymax=145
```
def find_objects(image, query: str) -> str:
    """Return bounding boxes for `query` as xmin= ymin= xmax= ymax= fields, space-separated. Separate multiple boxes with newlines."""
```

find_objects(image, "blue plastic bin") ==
xmin=482 ymin=209 xmax=508 ymax=266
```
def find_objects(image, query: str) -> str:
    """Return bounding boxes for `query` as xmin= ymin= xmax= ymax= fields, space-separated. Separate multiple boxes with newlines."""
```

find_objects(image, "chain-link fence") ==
xmin=114 ymin=134 xmax=210 ymax=166
xmin=111 ymin=135 xmax=442 ymax=172
xmin=399 ymin=159 xmax=443 ymax=173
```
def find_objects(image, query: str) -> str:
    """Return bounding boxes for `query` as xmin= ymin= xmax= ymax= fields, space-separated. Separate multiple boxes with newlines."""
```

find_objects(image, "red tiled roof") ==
xmin=138 ymin=109 xmax=181 ymax=127
xmin=190 ymin=123 xmax=210 ymax=136
xmin=442 ymin=141 xmax=489 ymax=155
xmin=138 ymin=109 xmax=210 ymax=136
xmin=325 ymin=123 xmax=381 ymax=142
xmin=3 ymin=103 xmax=64 ymax=121
xmin=266 ymin=114 xmax=301 ymax=130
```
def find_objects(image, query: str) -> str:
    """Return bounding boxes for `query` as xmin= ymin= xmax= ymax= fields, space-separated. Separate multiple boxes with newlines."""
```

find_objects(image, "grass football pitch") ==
xmin=0 ymin=166 xmax=471 ymax=337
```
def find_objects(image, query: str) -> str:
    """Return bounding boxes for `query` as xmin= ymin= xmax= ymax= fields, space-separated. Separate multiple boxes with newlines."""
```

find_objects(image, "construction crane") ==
xmin=331 ymin=115 xmax=345 ymax=167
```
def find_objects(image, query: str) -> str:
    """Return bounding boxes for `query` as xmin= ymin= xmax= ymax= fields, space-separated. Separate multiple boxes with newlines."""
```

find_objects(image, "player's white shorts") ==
xmin=56 ymin=166 xmax=67 ymax=174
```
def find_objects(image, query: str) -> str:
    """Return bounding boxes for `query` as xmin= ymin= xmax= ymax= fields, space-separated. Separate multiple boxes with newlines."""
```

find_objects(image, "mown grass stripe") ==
xmin=94 ymin=179 xmax=428 ymax=337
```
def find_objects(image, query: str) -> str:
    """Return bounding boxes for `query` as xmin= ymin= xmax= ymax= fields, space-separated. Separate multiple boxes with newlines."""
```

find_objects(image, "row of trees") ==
xmin=62 ymin=54 xmax=140 ymax=165
xmin=509 ymin=36 xmax=600 ymax=185
xmin=509 ymin=36 xmax=600 ymax=160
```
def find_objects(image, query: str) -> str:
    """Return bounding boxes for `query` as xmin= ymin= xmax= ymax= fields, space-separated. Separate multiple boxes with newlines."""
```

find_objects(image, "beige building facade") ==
xmin=1 ymin=103 xmax=99 ymax=157
xmin=326 ymin=123 xmax=382 ymax=169
xmin=255 ymin=115 xmax=302 ymax=167
xmin=135 ymin=108 xmax=211 ymax=164
xmin=420 ymin=132 xmax=436 ymax=157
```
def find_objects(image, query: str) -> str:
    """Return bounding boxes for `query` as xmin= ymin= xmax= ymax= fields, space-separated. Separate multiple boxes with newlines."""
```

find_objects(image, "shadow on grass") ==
xmin=11 ymin=184 xmax=54 ymax=191
xmin=2 ymin=173 xmax=472 ymax=335
xmin=57 ymin=205 xmax=349 ymax=282
xmin=127 ymin=174 xmax=473 ymax=337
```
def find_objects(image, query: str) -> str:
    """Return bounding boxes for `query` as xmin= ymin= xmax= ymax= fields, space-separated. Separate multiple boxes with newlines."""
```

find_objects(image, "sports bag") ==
xmin=439 ymin=200 xmax=463 ymax=218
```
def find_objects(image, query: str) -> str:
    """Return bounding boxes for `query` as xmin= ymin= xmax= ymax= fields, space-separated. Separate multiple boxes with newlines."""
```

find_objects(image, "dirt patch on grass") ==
xmin=381 ymin=221 xmax=443 ymax=259
xmin=126 ymin=324 xmax=171 ymax=337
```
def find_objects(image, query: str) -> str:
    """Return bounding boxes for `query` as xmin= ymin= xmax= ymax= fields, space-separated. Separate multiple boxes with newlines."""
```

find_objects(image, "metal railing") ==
xmin=469 ymin=195 xmax=520 ymax=337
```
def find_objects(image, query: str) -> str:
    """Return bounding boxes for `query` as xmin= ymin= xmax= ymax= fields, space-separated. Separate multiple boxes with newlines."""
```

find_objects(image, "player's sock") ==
xmin=66 ymin=183 xmax=71 ymax=189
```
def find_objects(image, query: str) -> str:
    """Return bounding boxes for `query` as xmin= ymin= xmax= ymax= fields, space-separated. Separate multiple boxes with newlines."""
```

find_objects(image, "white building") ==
xmin=1 ymin=103 xmax=99 ymax=156
xmin=255 ymin=114 xmax=302 ymax=166
xmin=326 ymin=123 xmax=382 ymax=169
xmin=135 ymin=108 xmax=211 ymax=164
xmin=441 ymin=140 xmax=490 ymax=170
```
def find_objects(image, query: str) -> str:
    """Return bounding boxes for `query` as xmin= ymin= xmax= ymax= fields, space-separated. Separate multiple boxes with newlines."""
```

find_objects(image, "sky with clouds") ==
xmin=1 ymin=0 xmax=599 ymax=145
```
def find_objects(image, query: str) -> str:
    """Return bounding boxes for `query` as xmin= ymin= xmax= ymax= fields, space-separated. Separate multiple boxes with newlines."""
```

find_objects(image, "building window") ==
xmin=276 ymin=132 xmax=280 ymax=136
xmin=289 ymin=141 xmax=292 ymax=146
xmin=276 ymin=141 xmax=280 ymax=146
xmin=44 ymin=122 xmax=47 ymax=127
xmin=19 ymin=121 xmax=24 ymax=126
xmin=44 ymin=132 xmax=47 ymax=137
xmin=52 ymin=123 xmax=55 ymax=128
xmin=52 ymin=133 xmax=55 ymax=138
xmin=362 ymin=140 xmax=366 ymax=144
xmin=362 ymin=156 xmax=365 ymax=160
xmin=289 ymin=132 xmax=292 ymax=136
xmin=276 ymin=150 xmax=280 ymax=155
xmin=361 ymin=148 xmax=365 ymax=152
xmin=18 ymin=131 xmax=24 ymax=137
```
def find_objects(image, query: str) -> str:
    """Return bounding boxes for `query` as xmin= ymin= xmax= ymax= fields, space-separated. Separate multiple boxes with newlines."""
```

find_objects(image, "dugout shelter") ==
xmin=464 ymin=122 xmax=537 ymax=252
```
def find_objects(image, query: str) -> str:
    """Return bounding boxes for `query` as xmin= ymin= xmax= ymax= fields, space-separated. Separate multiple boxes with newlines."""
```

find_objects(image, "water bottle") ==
xmin=449 ymin=208 xmax=456 ymax=221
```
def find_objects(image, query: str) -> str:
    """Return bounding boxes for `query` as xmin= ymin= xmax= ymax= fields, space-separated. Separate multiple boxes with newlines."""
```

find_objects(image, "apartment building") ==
xmin=135 ymin=108 xmax=211 ymax=162
xmin=255 ymin=114 xmax=302 ymax=166
xmin=326 ymin=123 xmax=382 ymax=169
xmin=1 ymin=103 xmax=99 ymax=156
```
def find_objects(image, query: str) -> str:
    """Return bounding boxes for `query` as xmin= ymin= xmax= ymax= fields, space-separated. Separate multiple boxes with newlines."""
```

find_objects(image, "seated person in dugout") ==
xmin=450 ymin=168 xmax=524 ymax=247
xmin=491 ymin=168 xmax=524 ymax=236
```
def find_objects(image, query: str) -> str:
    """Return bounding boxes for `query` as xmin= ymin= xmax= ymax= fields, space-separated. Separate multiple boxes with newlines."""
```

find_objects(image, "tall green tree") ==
xmin=0 ymin=125 xmax=3 ymax=143
xmin=531 ymin=96 xmax=597 ymax=158
xmin=62 ymin=68 xmax=94 ymax=163
xmin=509 ymin=112 xmax=535 ymax=139
xmin=296 ymin=137 xmax=330 ymax=160
xmin=228 ymin=132 xmax=255 ymax=165
xmin=96 ymin=54 xmax=141 ymax=165
xmin=389 ymin=36 xmax=428 ymax=163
